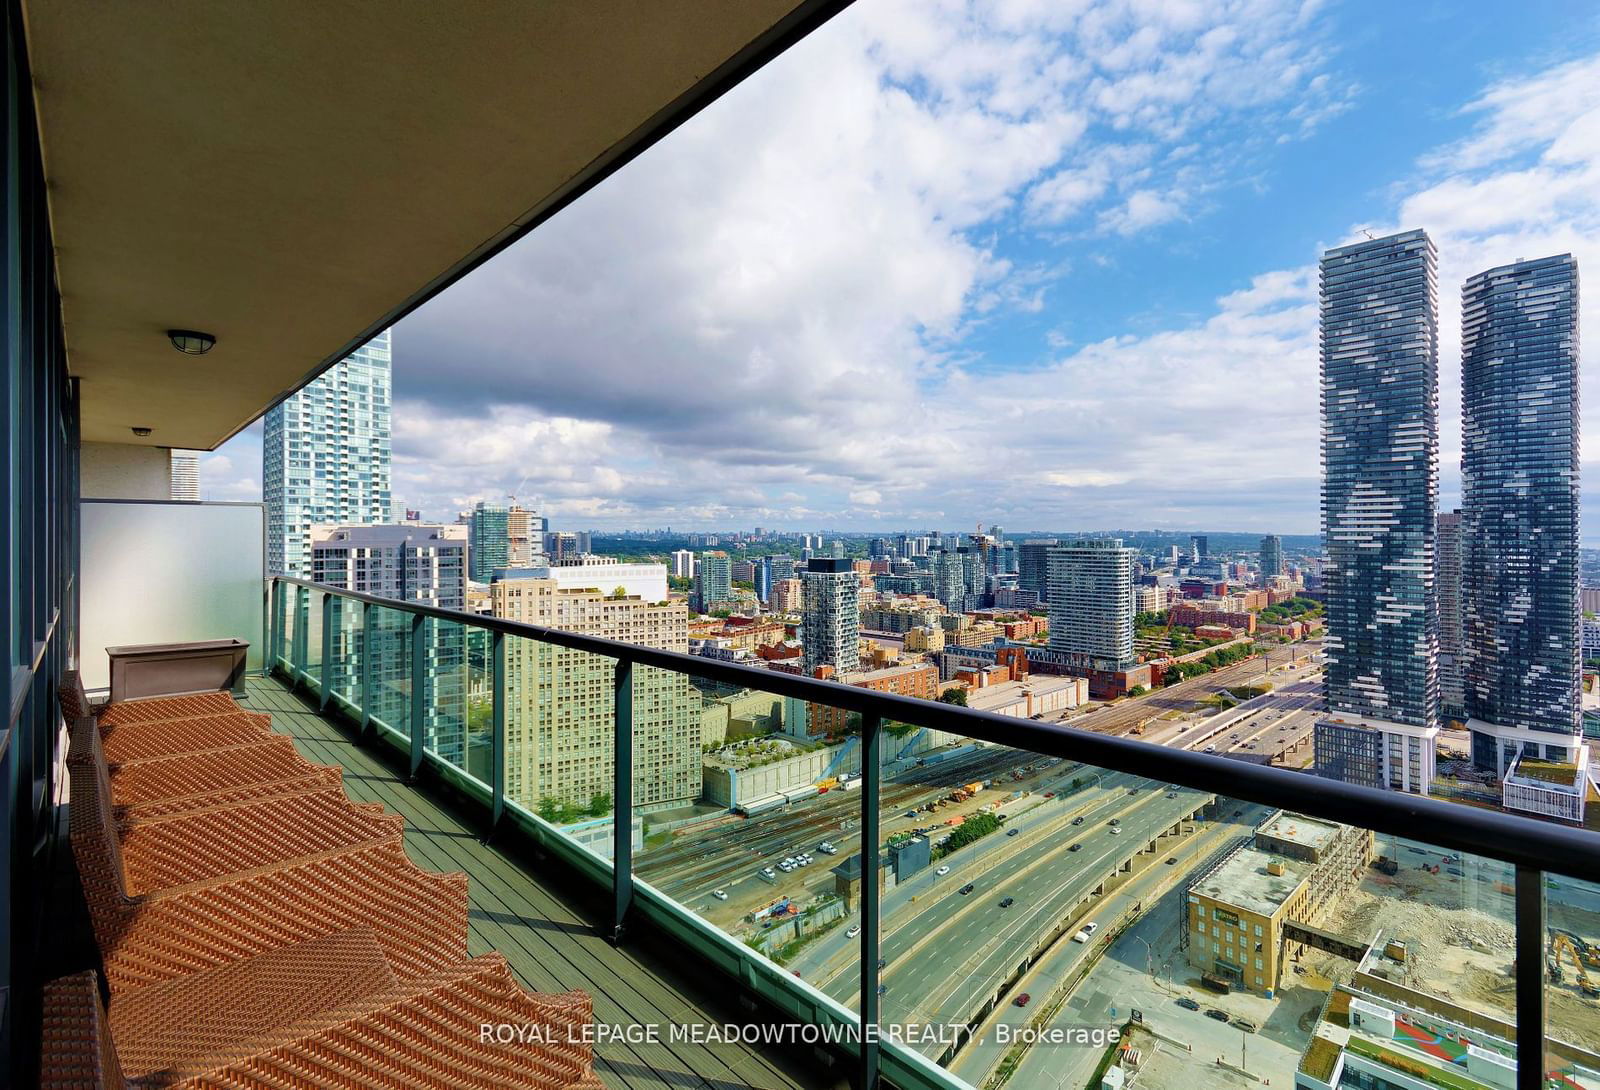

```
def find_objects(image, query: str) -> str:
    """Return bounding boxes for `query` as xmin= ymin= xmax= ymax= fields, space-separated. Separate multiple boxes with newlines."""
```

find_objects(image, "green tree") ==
xmin=937 ymin=811 xmax=1003 ymax=858
xmin=938 ymin=687 xmax=968 ymax=706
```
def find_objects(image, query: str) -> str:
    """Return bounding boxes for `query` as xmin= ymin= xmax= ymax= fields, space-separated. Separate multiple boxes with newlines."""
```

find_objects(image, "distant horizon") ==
xmin=251 ymin=520 xmax=1600 ymax=552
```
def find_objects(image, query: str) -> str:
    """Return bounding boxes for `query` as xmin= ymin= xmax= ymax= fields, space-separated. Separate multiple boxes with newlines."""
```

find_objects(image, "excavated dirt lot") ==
xmin=1306 ymin=865 xmax=1600 ymax=1046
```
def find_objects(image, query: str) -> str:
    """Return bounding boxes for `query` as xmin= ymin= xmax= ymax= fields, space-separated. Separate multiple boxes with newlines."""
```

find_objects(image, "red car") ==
xmin=1014 ymin=993 xmax=1032 ymax=1007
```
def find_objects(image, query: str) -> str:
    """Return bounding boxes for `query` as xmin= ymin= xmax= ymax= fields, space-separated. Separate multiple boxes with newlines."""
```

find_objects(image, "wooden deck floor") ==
xmin=246 ymin=676 xmax=844 ymax=1090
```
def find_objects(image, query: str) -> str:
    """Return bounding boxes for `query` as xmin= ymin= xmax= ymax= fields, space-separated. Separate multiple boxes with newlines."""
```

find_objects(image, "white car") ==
xmin=712 ymin=889 xmax=728 ymax=901
xmin=846 ymin=924 xmax=861 ymax=938
xmin=1082 ymin=921 xmax=1098 ymax=935
xmin=935 ymin=865 xmax=950 ymax=876
xmin=1110 ymin=827 xmax=1122 ymax=835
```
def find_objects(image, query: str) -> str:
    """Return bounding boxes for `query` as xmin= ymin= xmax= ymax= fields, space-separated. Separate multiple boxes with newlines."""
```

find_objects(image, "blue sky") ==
xmin=207 ymin=0 xmax=1600 ymax=540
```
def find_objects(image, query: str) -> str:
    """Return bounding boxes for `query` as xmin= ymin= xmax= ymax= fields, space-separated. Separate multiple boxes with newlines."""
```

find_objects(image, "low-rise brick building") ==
xmin=787 ymin=662 xmax=940 ymax=737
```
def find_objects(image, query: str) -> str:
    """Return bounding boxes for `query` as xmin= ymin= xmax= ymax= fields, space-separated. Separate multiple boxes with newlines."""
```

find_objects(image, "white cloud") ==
xmin=383 ymin=0 xmax=1349 ymax=529
xmin=1097 ymin=188 xmax=1185 ymax=234
xmin=214 ymin=5 xmax=1600 ymax=537
xmin=1425 ymin=54 xmax=1600 ymax=174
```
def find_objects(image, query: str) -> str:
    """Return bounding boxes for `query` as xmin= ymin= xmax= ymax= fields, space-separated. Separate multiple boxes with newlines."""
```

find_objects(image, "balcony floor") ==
xmin=248 ymin=674 xmax=844 ymax=1090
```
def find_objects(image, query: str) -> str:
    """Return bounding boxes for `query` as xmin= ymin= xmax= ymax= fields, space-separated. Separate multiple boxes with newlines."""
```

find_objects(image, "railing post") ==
xmin=268 ymin=579 xmax=281 ymax=671
xmin=490 ymin=629 xmax=506 ymax=838
xmin=409 ymin=612 xmax=425 ymax=779
xmin=318 ymin=592 xmax=334 ymax=712
xmin=359 ymin=600 xmax=373 ymax=737
xmin=1514 ymin=865 xmax=1545 ymax=1090
xmin=611 ymin=659 xmax=634 ymax=944
xmin=860 ymin=712 xmax=881 ymax=1090
xmin=292 ymin=587 xmax=308 ymax=684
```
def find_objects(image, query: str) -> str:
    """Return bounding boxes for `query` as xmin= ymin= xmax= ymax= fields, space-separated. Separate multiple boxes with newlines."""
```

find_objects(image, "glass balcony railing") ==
xmin=269 ymin=576 xmax=1600 ymax=1090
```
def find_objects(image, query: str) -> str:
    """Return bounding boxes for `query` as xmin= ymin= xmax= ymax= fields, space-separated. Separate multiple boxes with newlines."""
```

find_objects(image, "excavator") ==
xmin=1548 ymin=934 xmax=1600 ymax=999
xmin=1556 ymin=929 xmax=1600 ymax=971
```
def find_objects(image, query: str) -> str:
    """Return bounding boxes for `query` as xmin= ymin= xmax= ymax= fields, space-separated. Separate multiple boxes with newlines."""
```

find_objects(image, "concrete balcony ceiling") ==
xmin=24 ymin=0 xmax=840 ymax=447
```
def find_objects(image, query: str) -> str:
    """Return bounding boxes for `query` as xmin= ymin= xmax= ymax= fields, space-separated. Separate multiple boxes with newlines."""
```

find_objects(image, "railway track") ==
xmin=641 ymin=644 xmax=1321 ymax=897
xmin=637 ymin=747 xmax=1042 ymax=894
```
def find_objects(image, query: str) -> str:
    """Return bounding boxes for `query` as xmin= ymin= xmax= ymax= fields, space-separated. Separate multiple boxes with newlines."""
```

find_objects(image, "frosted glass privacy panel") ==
xmin=80 ymin=500 xmax=266 ymax=691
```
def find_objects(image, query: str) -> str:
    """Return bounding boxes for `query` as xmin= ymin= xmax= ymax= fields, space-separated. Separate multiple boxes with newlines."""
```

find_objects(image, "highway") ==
xmin=1122 ymin=651 xmax=1323 ymax=759
xmin=636 ymin=744 xmax=1037 ymax=913
xmin=641 ymin=644 xmax=1324 ymax=934
xmin=993 ymin=801 xmax=1283 ymax=1090
xmin=1052 ymin=641 xmax=1319 ymax=737
xmin=798 ymin=777 xmax=1214 ymax=1057
xmin=882 ymin=786 xmax=1212 ymax=1056
xmin=786 ymin=767 xmax=1139 ymax=981
xmin=951 ymin=802 xmax=1267 ymax=1084
xmin=1160 ymin=674 xmax=1323 ymax=761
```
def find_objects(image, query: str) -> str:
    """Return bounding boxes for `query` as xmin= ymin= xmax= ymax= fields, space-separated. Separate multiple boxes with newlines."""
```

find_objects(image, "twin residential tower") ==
xmin=1315 ymin=231 xmax=1582 ymax=799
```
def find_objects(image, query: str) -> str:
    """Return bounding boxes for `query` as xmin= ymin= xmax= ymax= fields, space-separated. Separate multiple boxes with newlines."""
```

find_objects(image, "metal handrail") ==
xmin=273 ymin=575 xmax=1591 ymax=1090
xmin=272 ymin=575 xmax=1600 ymax=883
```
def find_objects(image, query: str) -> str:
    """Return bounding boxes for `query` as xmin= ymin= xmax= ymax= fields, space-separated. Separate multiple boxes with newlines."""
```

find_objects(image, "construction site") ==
xmin=1292 ymin=847 xmax=1600 ymax=1068
xmin=1182 ymin=811 xmax=1373 ymax=995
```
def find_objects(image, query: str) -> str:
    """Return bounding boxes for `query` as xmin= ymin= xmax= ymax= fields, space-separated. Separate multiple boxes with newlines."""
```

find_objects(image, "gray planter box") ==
xmin=105 ymin=638 xmax=250 ymax=703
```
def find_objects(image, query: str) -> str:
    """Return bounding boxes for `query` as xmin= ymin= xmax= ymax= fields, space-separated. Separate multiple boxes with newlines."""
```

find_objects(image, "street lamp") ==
xmin=1132 ymin=935 xmax=1154 ymax=979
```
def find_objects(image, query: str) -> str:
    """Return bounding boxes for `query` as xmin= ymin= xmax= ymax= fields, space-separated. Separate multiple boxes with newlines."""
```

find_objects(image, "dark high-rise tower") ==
xmin=1460 ymin=254 xmax=1582 ymax=773
xmin=1314 ymin=229 xmax=1440 ymax=794
xmin=1017 ymin=539 xmax=1059 ymax=605
xmin=1436 ymin=510 xmax=1465 ymax=722
xmin=1259 ymin=535 xmax=1284 ymax=582
xmin=468 ymin=501 xmax=509 ymax=583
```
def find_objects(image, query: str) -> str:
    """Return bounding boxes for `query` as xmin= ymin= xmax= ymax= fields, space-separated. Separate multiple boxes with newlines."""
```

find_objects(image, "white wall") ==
xmin=80 ymin=441 xmax=173 ymax=499
xmin=79 ymin=500 xmax=265 ymax=691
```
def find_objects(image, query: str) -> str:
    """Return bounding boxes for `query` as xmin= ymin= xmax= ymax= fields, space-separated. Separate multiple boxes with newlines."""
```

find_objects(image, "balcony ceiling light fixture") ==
xmin=131 ymin=426 xmax=152 ymax=437
xmin=167 ymin=328 xmax=216 ymax=356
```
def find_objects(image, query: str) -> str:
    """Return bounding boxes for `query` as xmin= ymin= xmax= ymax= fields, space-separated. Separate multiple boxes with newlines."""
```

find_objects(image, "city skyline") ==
xmin=195 ymin=4 xmax=1600 ymax=539
xmin=16 ymin=5 xmax=1600 ymax=1089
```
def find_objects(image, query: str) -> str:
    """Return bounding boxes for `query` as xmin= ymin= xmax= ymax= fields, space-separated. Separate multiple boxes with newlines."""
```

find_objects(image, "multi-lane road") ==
xmin=1137 ymin=671 xmax=1324 ymax=762
xmin=640 ymin=644 xmax=1323 ymax=933
xmin=952 ymin=801 xmax=1270 ymax=1084
xmin=630 ymin=638 xmax=1332 ymax=1082
xmin=636 ymin=744 xmax=1056 ymax=915
xmin=1052 ymin=642 xmax=1320 ymax=737
xmin=786 ymin=773 xmax=1214 ymax=1058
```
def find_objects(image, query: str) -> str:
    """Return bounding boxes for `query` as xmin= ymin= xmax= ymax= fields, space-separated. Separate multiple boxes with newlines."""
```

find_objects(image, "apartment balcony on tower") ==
xmin=3 ymin=6 xmax=1599 ymax=1090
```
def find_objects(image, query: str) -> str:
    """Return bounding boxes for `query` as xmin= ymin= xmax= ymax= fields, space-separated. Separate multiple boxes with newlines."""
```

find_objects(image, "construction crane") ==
xmin=507 ymin=475 xmax=530 ymax=507
xmin=1549 ymin=934 xmax=1600 ymax=998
